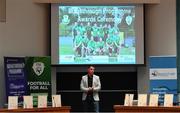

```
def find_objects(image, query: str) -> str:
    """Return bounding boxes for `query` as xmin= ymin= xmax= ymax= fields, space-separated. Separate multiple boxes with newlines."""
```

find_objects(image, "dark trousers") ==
xmin=82 ymin=95 xmax=99 ymax=113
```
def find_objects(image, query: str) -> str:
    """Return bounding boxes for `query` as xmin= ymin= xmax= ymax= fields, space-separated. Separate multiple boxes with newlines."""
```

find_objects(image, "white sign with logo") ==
xmin=150 ymin=68 xmax=177 ymax=80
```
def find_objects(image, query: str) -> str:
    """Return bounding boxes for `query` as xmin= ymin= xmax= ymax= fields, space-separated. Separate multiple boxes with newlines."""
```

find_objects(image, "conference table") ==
xmin=0 ymin=106 xmax=71 ymax=113
xmin=114 ymin=105 xmax=180 ymax=112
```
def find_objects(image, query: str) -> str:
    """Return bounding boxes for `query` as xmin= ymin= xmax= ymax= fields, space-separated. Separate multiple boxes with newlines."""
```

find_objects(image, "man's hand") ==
xmin=88 ymin=87 xmax=93 ymax=92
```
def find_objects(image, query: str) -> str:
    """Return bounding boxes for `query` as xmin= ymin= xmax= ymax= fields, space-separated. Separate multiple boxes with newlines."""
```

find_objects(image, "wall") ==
xmin=0 ymin=0 xmax=177 ymax=107
xmin=138 ymin=0 xmax=176 ymax=93
xmin=0 ymin=0 xmax=6 ymax=22
xmin=0 ymin=0 xmax=49 ymax=107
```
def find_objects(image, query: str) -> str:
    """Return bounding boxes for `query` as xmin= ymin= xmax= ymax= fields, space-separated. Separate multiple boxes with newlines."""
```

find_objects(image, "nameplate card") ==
xmin=149 ymin=94 xmax=159 ymax=106
xmin=38 ymin=95 xmax=47 ymax=108
xmin=23 ymin=96 xmax=33 ymax=108
xmin=124 ymin=94 xmax=134 ymax=106
xmin=8 ymin=96 xmax=18 ymax=109
xmin=164 ymin=94 xmax=173 ymax=107
xmin=52 ymin=95 xmax=62 ymax=107
xmin=138 ymin=94 xmax=147 ymax=106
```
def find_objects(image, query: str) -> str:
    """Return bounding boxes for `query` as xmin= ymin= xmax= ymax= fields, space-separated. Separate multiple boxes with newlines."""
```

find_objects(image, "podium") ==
xmin=114 ymin=105 xmax=180 ymax=112
xmin=0 ymin=106 xmax=71 ymax=113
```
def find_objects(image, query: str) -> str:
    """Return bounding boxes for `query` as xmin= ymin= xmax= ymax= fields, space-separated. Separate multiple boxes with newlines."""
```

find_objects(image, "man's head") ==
xmin=87 ymin=65 xmax=95 ymax=76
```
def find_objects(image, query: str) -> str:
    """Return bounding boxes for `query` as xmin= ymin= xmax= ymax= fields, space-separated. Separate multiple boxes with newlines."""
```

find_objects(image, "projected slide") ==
xmin=58 ymin=6 xmax=136 ymax=64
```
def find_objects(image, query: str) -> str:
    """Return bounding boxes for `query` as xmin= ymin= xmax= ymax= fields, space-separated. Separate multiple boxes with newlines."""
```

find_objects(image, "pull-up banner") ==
xmin=26 ymin=56 xmax=51 ymax=106
xmin=4 ymin=56 xmax=51 ymax=106
xmin=4 ymin=57 xmax=28 ymax=102
xmin=149 ymin=56 xmax=177 ymax=104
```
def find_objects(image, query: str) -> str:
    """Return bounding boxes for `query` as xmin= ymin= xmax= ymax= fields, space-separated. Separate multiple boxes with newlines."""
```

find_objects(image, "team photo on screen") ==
xmin=58 ymin=6 xmax=136 ymax=64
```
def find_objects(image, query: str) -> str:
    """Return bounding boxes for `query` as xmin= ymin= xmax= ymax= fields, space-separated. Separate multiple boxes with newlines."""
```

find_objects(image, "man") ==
xmin=82 ymin=32 xmax=89 ymax=57
xmin=106 ymin=34 xmax=114 ymax=56
xmin=96 ymin=38 xmax=105 ymax=55
xmin=87 ymin=36 xmax=96 ymax=55
xmin=74 ymin=31 xmax=83 ymax=57
xmin=80 ymin=66 xmax=101 ymax=113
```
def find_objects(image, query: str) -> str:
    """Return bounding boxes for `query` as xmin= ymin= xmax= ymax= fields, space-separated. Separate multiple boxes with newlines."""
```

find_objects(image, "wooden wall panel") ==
xmin=0 ymin=0 xmax=6 ymax=22
xmin=33 ymin=0 xmax=160 ymax=4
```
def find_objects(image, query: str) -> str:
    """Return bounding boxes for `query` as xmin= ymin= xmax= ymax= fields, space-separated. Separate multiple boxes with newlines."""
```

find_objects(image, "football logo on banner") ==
xmin=32 ymin=62 xmax=45 ymax=76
